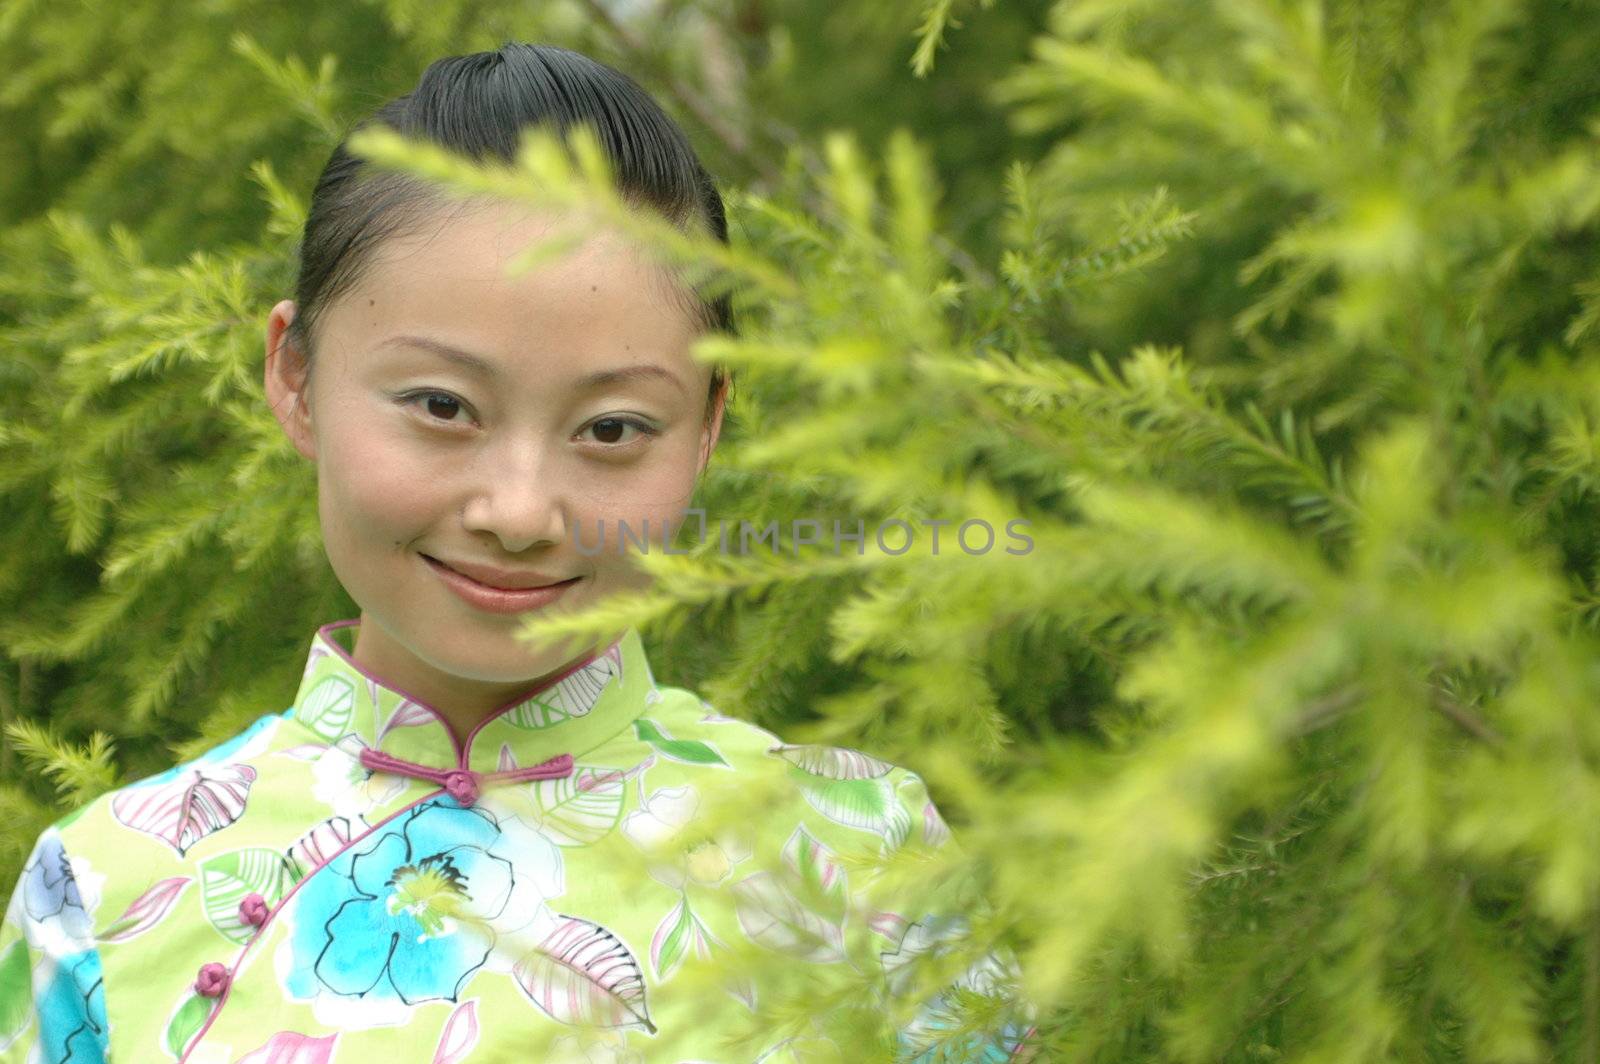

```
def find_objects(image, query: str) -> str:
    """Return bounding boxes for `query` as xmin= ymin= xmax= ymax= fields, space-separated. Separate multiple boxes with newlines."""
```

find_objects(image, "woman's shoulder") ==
xmin=640 ymin=683 xmax=956 ymax=856
xmin=3 ymin=711 xmax=294 ymax=963
xmin=40 ymin=709 xmax=293 ymax=869
xmin=647 ymin=682 xmax=925 ymax=771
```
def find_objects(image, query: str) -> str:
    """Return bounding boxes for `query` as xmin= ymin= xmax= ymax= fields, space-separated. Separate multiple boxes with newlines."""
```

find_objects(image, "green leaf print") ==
xmin=650 ymin=894 xmax=718 ymax=981
xmin=730 ymin=870 xmax=846 ymax=964
xmin=505 ymin=693 xmax=574 ymax=729
xmin=770 ymin=743 xmax=895 ymax=780
xmin=512 ymin=914 xmax=657 ymax=1034
xmin=199 ymin=847 xmax=290 ymax=943
xmin=163 ymin=992 xmax=212 ymax=1058
xmin=652 ymin=896 xmax=692 ymax=979
xmin=533 ymin=765 xmax=628 ymax=846
xmin=0 ymin=939 xmax=31 ymax=1048
xmin=298 ymin=674 xmax=355 ymax=741
xmin=783 ymin=825 xmax=849 ymax=922
xmin=633 ymin=719 xmax=728 ymax=767
xmin=789 ymin=769 xmax=913 ymax=846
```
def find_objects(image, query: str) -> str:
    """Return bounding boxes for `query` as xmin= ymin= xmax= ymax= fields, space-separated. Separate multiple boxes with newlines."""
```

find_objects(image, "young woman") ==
xmin=0 ymin=42 xmax=1036 ymax=1063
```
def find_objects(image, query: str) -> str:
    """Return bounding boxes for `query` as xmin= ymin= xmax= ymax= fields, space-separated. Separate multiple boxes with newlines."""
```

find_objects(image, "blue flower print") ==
xmin=36 ymin=949 xmax=108 ymax=1064
xmin=22 ymin=833 xmax=91 ymax=944
xmin=286 ymin=799 xmax=516 ymax=1006
xmin=894 ymin=1001 xmax=1035 ymax=1064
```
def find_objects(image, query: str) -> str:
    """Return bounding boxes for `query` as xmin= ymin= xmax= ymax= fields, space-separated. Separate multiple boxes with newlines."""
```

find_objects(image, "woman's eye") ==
xmin=583 ymin=416 xmax=657 ymax=447
xmin=399 ymin=390 xmax=470 ymax=425
xmin=395 ymin=394 xmax=654 ymax=444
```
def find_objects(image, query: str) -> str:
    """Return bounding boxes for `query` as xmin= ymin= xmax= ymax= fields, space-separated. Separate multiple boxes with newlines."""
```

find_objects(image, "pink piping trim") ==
xmin=177 ymin=790 xmax=435 ymax=1062
xmin=313 ymin=617 xmax=622 ymax=768
xmin=1009 ymin=1024 xmax=1041 ymax=1061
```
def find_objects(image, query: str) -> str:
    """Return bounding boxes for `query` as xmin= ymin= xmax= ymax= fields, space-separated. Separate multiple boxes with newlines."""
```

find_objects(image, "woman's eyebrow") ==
xmin=579 ymin=365 xmax=686 ymax=393
xmin=378 ymin=334 xmax=685 ymax=393
xmin=379 ymin=335 xmax=499 ymax=377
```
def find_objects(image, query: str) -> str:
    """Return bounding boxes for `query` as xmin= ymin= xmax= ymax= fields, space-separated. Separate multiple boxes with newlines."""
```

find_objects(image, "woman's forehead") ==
xmin=310 ymin=202 xmax=706 ymax=390
xmin=333 ymin=206 xmax=695 ymax=346
xmin=369 ymin=201 xmax=659 ymax=293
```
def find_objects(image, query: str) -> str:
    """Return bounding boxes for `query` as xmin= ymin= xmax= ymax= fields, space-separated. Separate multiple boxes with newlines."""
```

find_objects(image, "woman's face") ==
xmin=264 ymin=199 xmax=723 ymax=721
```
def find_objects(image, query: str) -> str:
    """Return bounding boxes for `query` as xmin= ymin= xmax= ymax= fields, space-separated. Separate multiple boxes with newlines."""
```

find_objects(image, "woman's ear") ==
xmin=264 ymin=299 xmax=316 ymax=461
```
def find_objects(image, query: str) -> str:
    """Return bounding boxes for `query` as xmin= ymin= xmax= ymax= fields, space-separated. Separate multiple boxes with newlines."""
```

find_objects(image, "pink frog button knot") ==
xmin=443 ymin=770 xmax=481 ymax=807
xmin=358 ymin=745 xmax=573 ymax=807
xmin=238 ymin=892 xmax=269 ymax=928
xmin=195 ymin=962 xmax=231 ymax=998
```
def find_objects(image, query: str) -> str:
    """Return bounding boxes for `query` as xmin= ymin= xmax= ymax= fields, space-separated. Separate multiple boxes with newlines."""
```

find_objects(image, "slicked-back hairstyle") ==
xmin=280 ymin=41 xmax=732 ymax=422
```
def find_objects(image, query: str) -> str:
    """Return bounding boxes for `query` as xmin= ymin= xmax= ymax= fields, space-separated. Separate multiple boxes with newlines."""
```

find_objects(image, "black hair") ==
xmin=280 ymin=41 xmax=732 ymax=423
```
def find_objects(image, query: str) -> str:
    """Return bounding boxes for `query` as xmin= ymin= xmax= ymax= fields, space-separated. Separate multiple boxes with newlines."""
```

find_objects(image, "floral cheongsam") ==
xmin=0 ymin=619 xmax=1037 ymax=1063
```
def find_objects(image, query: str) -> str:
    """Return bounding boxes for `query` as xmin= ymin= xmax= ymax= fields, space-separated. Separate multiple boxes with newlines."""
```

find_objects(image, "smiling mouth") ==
xmin=420 ymin=555 xmax=580 ymax=593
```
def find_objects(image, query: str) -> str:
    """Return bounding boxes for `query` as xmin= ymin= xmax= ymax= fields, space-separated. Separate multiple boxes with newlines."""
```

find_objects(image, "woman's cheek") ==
xmin=588 ymin=496 xmax=699 ymax=557
xmin=584 ymin=438 xmax=701 ymax=514
xmin=319 ymin=425 xmax=431 ymax=552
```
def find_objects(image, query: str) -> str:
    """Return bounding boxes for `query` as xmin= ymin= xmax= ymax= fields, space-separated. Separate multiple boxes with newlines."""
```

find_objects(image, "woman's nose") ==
xmin=459 ymin=441 xmax=569 ymax=553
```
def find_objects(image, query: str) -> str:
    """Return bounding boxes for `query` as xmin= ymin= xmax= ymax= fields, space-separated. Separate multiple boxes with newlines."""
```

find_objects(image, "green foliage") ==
xmin=5 ymin=0 xmax=1600 ymax=1058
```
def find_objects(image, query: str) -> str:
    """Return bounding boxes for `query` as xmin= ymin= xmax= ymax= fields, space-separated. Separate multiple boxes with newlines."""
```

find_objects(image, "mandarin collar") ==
xmin=289 ymin=618 xmax=658 ymax=774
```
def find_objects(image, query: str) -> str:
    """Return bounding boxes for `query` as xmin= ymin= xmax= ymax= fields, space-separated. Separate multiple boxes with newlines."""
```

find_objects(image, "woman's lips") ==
xmin=422 ymin=554 xmax=580 ymax=614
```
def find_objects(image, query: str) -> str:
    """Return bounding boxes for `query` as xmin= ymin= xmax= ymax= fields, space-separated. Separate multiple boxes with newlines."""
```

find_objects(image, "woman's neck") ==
xmin=348 ymin=615 xmax=594 ymax=749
